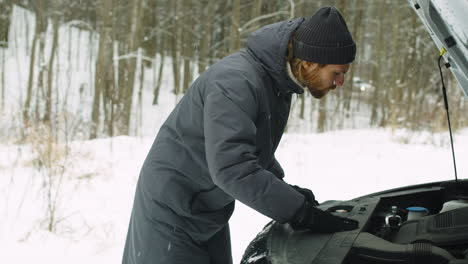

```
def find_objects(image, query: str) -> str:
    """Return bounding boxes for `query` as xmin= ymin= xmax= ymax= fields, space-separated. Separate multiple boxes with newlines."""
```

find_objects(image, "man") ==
xmin=123 ymin=6 xmax=358 ymax=264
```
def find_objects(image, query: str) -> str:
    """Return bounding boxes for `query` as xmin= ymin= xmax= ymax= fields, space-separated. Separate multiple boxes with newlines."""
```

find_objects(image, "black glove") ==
xmin=290 ymin=185 xmax=319 ymax=206
xmin=291 ymin=200 xmax=359 ymax=233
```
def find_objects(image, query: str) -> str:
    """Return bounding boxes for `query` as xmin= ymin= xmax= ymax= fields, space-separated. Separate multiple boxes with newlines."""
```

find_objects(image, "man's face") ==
xmin=298 ymin=62 xmax=350 ymax=99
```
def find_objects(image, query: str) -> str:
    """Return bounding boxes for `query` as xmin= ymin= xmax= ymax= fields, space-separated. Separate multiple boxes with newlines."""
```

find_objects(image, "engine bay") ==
xmin=241 ymin=180 xmax=468 ymax=264
xmin=344 ymin=180 xmax=468 ymax=263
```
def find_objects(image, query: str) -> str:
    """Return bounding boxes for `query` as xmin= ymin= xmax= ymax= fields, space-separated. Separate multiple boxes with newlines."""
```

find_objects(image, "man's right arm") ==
xmin=203 ymin=77 xmax=304 ymax=223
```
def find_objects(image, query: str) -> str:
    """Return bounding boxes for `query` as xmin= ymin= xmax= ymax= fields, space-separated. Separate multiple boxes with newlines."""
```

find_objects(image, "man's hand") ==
xmin=290 ymin=200 xmax=359 ymax=233
xmin=289 ymin=185 xmax=319 ymax=206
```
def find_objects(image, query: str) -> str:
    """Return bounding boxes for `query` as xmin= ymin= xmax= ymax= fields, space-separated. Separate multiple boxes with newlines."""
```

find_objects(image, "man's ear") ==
xmin=301 ymin=61 xmax=317 ymax=71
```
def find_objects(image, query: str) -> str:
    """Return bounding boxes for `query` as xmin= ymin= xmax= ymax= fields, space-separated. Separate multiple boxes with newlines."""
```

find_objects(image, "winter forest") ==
xmin=1 ymin=0 xmax=467 ymax=263
xmin=0 ymin=0 xmax=467 ymax=141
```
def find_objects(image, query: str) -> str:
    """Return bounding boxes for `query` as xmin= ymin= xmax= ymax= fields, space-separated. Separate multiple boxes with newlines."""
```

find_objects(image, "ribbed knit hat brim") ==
xmin=293 ymin=6 xmax=356 ymax=64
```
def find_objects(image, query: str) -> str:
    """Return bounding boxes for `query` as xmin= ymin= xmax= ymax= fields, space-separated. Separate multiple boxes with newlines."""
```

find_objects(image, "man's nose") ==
xmin=335 ymin=74 xmax=345 ymax=86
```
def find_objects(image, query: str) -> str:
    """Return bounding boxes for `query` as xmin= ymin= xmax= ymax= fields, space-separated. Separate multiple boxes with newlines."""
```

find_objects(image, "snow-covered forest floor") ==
xmin=1 ymin=128 xmax=467 ymax=263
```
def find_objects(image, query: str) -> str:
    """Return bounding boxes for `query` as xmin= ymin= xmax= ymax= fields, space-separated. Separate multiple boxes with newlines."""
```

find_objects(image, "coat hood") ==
xmin=246 ymin=18 xmax=305 ymax=95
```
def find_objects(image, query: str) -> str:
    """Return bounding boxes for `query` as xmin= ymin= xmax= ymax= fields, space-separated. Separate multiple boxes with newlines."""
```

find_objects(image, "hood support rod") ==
xmin=438 ymin=48 xmax=458 ymax=184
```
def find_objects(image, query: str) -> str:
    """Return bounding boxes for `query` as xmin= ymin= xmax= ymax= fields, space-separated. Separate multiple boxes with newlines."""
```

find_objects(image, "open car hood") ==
xmin=407 ymin=0 xmax=468 ymax=97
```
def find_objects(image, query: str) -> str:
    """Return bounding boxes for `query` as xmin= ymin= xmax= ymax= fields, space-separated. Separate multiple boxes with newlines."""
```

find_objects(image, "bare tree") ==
xmin=118 ymin=0 xmax=144 ymax=135
xmin=182 ymin=0 xmax=194 ymax=93
xmin=0 ymin=0 xmax=11 ymax=110
xmin=0 ymin=0 xmax=12 ymax=48
xmin=343 ymin=0 xmax=364 ymax=113
xmin=317 ymin=96 xmax=327 ymax=133
xmin=23 ymin=0 xmax=47 ymax=125
xmin=153 ymin=36 xmax=166 ymax=105
xmin=369 ymin=0 xmax=386 ymax=126
xmin=295 ymin=1 xmax=306 ymax=120
xmin=90 ymin=0 xmax=115 ymax=139
xmin=170 ymin=0 xmax=182 ymax=95
xmin=44 ymin=1 xmax=61 ymax=123
xmin=1 ymin=48 xmax=4 ymax=110
xmin=229 ymin=0 xmax=241 ymax=53
xmin=198 ymin=0 xmax=215 ymax=74
xmin=249 ymin=0 xmax=263 ymax=33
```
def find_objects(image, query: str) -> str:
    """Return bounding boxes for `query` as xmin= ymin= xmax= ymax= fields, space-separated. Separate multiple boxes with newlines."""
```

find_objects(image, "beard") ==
xmin=297 ymin=67 xmax=335 ymax=99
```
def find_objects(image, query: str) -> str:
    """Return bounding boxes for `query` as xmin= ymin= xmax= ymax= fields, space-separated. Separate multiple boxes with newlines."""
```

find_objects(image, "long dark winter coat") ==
xmin=123 ymin=17 xmax=307 ymax=262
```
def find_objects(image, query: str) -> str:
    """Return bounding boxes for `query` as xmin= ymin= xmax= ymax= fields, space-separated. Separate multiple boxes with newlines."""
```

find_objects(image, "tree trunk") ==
xmin=136 ymin=49 xmax=144 ymax=136
xmin=370 ymin=1 xmax=386 ymax=126
xmin=153 ymin=40 xmax=165 ymax=105
xmin=299 ymin=94 xmax=305 ymax=119
xmin=230 ymin=0 xmax=241 ymax=53
xmin=182 ymin=0 xmax=194 ymax=93
xmin=91 ymin=0 xmax=115 ymax=139
xmin=170 ymin=0 xmax=181 ymax=95
xmin=110 ymin=42 xmax=118 ymax=137
xmin=402 ymin=13 xmax=418 ymax=121
xmin=23 ymin=0 xmax=46 ymax=125
xmin=317 ymin=97 xmax=327 ymax=133
xmin=1 ymin=48 xmax=5 ymax=110
xmin=296 ymin=1 xmax=305 ymax=120
xmin=0 ymin=0 xmax=12 ymax=48
xmin=198 ymin=0 xmax=214 ymax=74
xmin=120 ymin=0 xmax=144 ymax=135
xmin=44 ymin=16 xmax=59 ymax=122
xmin=249 ymin=0 xmax=263 ymax=32
xmin=344 ymin=0 xmax=363 ymax=113
xmin=76 ymin=29 xmax=82 ymax=69
xmin=35 ymin=26 xmax=47 ymax=122
xmin=336 ymin=0 xmax=347 ymax=121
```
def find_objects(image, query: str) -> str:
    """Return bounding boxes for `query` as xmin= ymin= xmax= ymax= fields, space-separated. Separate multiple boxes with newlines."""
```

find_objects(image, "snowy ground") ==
xmin=1 ymin=128 xmax=467 ymax=263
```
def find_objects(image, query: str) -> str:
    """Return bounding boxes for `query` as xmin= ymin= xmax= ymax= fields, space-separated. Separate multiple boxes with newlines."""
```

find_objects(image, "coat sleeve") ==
xmin=203 ymin=78 xmax=304 ymax=223
xmin=267 ymin=156 xmax=285 ymax=180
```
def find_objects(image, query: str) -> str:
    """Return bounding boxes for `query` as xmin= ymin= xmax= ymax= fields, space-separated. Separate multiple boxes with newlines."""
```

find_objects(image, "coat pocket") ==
xmin=190 ymin=186 xmax=234 ymax=214
xmin=190 ymin=186 xmax=235 ymax=228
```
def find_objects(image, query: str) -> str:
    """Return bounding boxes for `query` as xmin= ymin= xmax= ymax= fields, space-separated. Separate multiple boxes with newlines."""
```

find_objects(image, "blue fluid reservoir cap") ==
xmin=406 ymin=206 xmax=429 ymax=212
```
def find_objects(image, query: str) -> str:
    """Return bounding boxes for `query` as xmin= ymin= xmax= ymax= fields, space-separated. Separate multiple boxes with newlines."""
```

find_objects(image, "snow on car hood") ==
xmin=407 ymin=0 xmax=468 ymax=97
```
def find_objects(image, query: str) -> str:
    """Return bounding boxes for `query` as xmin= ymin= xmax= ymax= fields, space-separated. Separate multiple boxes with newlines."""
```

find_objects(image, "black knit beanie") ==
xmin=293 ymin=6 xmax=356 ymax=65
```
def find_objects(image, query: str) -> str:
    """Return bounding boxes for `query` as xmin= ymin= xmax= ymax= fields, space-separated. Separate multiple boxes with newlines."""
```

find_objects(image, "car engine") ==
xmin=346 ymin=183 xmax=468 ymax=263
